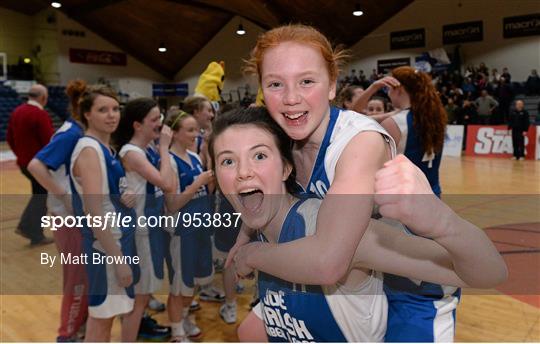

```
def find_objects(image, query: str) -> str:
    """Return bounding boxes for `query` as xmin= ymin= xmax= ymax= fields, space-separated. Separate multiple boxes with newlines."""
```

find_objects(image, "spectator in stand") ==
xmin=457 ymin=99 xmax=478 ymax=149
xmin=369 ymin=69 xmax=378 ymax=83
xmin=508 ymin=100 xmax=530 ymax=160
xmin=474 ymin=89 xmax=498 ymax=125
xmin=449 ymin=83 xmax=464 ymax=105
xmin=496 ymin=77 xmax=514 ymax=121
xmin=476 ymin=73 xmax=488 ymax=91
xmin=462 ymin=77 xmax=477 ymax=97
xmin=439 ymin=86 xmax=449 ymax=105
xmin=491 ymin=68 xmax=501 ymax=84
xmin=6 ymin=84 xmax=54 ymax=246
xmin=478 ymin=62 xmax=489 ymax=76
xmin=501 ymin=67 xmax=512 ymax=83
xmin=464 ymin=65 xmax=475 ymax=78
xmin=525 ymin=69 xmax=540 ymax=95
xmin=445 ymin=98 xmax=459 ymax=124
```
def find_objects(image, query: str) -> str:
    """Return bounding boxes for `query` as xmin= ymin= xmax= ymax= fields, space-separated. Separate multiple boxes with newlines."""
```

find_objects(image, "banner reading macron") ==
xmin=465 ymin=125 xmax=538 ymax=160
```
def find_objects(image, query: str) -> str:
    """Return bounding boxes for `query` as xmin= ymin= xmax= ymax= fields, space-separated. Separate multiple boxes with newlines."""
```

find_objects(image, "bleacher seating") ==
xmin=47 ymin=86 xmax=69 ymax=122
xmin=0 ymin=85 xmax=22 ymax=141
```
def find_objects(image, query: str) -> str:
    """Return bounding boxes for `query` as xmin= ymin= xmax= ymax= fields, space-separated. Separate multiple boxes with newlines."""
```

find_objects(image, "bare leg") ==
xmin=84 ymin=316 xmax=113 ymax=342
xmin=121 ymin=294 xmax=150 ymax=342
xmin=237 ymin=310 xmax=267 ymax=342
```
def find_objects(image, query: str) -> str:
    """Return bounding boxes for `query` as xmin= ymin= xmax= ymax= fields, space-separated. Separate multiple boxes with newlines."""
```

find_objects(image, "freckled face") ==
xmin=261 ymin=42 xmax=336 ymax=142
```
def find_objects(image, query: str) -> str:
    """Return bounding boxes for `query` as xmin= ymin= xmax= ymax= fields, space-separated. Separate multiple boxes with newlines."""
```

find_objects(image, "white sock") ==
xmin=170 ymin=321 xmax=185 ymax=337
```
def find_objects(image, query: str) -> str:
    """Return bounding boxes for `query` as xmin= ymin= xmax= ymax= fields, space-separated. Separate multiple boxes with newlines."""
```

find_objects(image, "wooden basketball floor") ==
xmin=1 ymin=155 xmax=539 ymax=342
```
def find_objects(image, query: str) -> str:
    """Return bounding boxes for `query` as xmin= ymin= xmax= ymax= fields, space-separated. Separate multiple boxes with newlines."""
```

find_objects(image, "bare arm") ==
xmin=351 ymin=77 xmax=400 ymax=114
xmin=239 ymin=132 xmax=388 ymax=284
xmin=74 ymin=147 xmax=132 ymax=287
xmin=165 ymin=168 xmax=213 ymax=213
xmin=122 ymin=126 xmax=176 ymax=193
xmin=355 ymin=217 xmax=506 ymax=288
xmin=380 ymin=117 xmax=402 ymax=146
xmin=371 ymin=155 xmax=507 ymax=288
xmin=28 ymin=158 xmax=65 ymax=196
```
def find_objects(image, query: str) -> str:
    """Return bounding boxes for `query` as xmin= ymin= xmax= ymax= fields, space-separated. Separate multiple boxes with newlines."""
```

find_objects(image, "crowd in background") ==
xmin=336 ymin=64 xmax=540 ymax=126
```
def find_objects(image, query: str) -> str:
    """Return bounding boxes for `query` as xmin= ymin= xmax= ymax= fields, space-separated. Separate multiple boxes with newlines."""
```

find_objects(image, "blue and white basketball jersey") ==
xmin=387 ymin=110 xmax=458 ymax=342
xmin=298 ymin=107 xmax=396 ymax=198
xmin=144 ymin=143 xmax=165 ymax=218
xmin=70 ymin=136 xmax=137 ymax=311
xmin=169 ymin=150 xmax=212 ymax=235
xmin=119 ymin=143 xmax=164 ymax=231
xmin=70 ymin=136 xmax=136 ymax=245
xmin=392 ymin=110 xmax=442 ymax=197
xmin=34 ymin=119 xmax=83 ymax=216
xmin=258 ymin=197 xmax=387 ymax=342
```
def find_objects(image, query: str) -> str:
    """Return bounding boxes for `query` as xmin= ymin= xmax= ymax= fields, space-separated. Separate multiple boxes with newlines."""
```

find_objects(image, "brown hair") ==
xmin=164 ymin=109 xmax=193 ymax=131
xmin=66 ymin=80 xmax=119 ymax=127
xmin=243 ymin=24 xmax=349 ymax=83
xmin=208 ymin=106 xmax=297 ymax=194
xmin=336 ymin=85 xmax=363 ymax=108
xmin=182 ymin=95 xmax=210 ymax=115
xmin=392 ymin=66 xmax=447 ymax=154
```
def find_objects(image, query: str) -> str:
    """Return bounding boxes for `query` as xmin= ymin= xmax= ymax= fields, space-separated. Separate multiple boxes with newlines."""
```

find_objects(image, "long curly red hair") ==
xmin=392 ymin=66 xmax=447 ymax=154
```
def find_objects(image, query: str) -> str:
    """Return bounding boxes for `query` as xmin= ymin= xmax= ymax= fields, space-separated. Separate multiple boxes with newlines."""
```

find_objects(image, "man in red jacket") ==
xmin=7 ymin=84 xmax=54 ymax=246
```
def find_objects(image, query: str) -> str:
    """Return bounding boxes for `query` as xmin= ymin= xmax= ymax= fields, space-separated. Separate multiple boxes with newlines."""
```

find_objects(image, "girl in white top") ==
xmin=69 ymin=85 xmax=140 ymax=341
xmin=114 ymin=97 xmax=176 ymax=341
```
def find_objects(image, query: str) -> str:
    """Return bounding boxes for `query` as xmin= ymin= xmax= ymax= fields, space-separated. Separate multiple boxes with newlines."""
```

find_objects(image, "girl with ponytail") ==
xmin=114 ymin=98 xmax=175 ymax=341
xmin=353 ymin=66 xmax=453 ymax=341
xmin=27 ymin=79 xmax=88 ymax=341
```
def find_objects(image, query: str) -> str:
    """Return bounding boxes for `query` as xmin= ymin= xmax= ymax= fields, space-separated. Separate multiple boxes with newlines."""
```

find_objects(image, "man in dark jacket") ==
xmin=508 ymin=100 xmax=530 ymax=160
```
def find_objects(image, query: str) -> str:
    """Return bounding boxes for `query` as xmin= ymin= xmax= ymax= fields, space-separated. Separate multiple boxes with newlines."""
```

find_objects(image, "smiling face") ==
xmin=193 ymin=100 xmax=214 ymax=130
xmin=136 ymin=106 xmax=162 ymax=141
xmin=84 ymin=95 xmax=120 ymax=134
xmin=366 ymin=99 xmax=385 ymax=116
xmin=213 ymin=124 xmax=292 ymax=230
xmin=173 ymin=116 xmax=199 ymax=150
xmin=261 ymin=41 xmax=336 ymax=143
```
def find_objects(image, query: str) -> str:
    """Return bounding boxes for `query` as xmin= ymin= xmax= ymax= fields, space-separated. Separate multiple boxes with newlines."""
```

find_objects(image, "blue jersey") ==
xmin=169 ymin=150 xmax=212 ymax=235
xmin=392 ymin=110 xmax=442 ymax=197
xmin=144 ymin=144 xmax=165 ymax=218
xmin=386 ymin=110 xmax=458 ymax=342
xmin=296 ymin=107 xmax=395 ymax=198
xmin=34 ymin=120 xmax=83 ymax=216
xmin=257 ymin=198 xmax=387 ymax=342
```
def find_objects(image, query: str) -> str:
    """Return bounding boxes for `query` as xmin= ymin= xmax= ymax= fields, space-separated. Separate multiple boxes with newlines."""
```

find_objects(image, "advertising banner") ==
xmin=465 ymin=125 xmax=537 ymax=159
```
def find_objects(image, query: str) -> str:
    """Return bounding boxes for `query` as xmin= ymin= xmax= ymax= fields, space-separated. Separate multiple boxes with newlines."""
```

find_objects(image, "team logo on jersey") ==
xmin=262 ymin=289 xmax=315 ymax=342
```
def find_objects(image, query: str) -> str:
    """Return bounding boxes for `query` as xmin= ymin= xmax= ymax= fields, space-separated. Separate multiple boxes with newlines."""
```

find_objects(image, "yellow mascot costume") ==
xmin=194 ymin=61 xmax=225 ymax=102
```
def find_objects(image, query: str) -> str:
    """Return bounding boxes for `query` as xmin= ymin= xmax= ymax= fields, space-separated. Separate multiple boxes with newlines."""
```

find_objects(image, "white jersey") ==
xmin=300 ymin=107 xmax=396 ymax=198
xmin=119 ymin=144 xmax=149 ymax=231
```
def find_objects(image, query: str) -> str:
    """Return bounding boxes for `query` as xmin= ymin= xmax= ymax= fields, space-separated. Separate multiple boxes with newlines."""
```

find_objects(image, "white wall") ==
xmin=174 ymin=17 xmax=263 ymax=98
xmin=348 ymin=0 xmax=540 ymax=81
xmin=55 ymin=11 xmax=165 ymax=96
xmin=0 ymin=8 xmax=34 ymax=65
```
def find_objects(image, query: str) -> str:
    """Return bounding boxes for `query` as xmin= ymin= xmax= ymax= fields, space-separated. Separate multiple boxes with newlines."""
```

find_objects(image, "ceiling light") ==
xmin=23 ymin=58 xmax=31 ymax=64
xmin=51 ymin=2 xmax=62 ymax=8
xmin=236 ymin=24 xmax=246 ymax=36
xmin=353 ymin=3 xmax=363 ymax=16
xmin=158 ymin=43 xmax=167 ymax=53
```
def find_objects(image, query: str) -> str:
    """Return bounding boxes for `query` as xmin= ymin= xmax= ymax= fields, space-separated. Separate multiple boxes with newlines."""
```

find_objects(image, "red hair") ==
xmin=243 ymin=24 xmax=349 ymax=83
xmin=392 ymin=67 xmax=447 ymax=154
